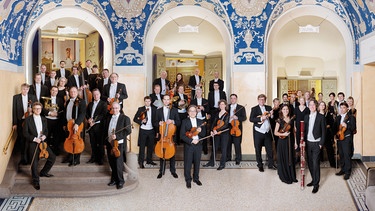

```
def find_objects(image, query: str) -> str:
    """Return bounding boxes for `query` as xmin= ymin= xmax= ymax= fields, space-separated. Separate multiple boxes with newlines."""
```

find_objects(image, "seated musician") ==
xmin=105 ymin=102 xmax=131 ymax=189
xmin=23 ymin=102 xmax=56 ymax=190
xmin=180 ymin=105 xmax=206 ymax=188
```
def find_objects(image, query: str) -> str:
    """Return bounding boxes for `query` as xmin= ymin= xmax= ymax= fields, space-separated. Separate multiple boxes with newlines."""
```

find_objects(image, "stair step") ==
xmin=14 ymin=171 xmax=112 ymax=184
xmin=18 ymin=162 xmax=111 ymax=173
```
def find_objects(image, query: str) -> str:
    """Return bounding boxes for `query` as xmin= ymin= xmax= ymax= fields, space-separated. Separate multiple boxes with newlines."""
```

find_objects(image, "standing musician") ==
xmin=45 ymin=70 xmax=58 ymax=90
xmin=86 ymin=89 xmax=107 ymax=165
xmin=209 ymin=71 xmax=224 ymax=92
xmin=12 ymin=83 xmax=38 ymax=165
xmin=334 ymin=102 xmax=356 ymax=180
xmin=318 ymin=101 xmax=335 ymax=168
xmin=82 ymin=59 xmax=92 ymax=84
xmin=328 ymin=92 xmax=338 ymax=119
xmin=227 ymin=94 xmax=247 ymax=165
xmin=172 ymin=73 xmax=185 ymax=95
xmin=337 ymin=92 xmax=346 ymax=115
xmin=249 ymin=94 xmax=277 ymax=172
xmin=23 ymin=102 xmax=56 ymax=190
xmin=62 ymin=86 xmax=86 ymax=166
xmin=102 ymin=73 xmax=128 ymax=112
xmin=133 ymin=96 xmax=157 ymax=168
xmin=56 ymin=61 xmax=71 ymax=79
xmin=67 ymin=66 xmax=84 ymax=90
xmin=153 ymin=70 xmax=170 ymax=95
xmin=97 ymin=68 xmax=110 ymax=94
xmin=347 ymin=96 xmax=357 ymax=118
xmin=208 ymin=82 xmax=227 ymax=120
xmin=174 ymin=85 xmax=188 ymax=145
xmin=289 ymin=93 xmax=299 ymax=110
xmin=190 ymin=88 xmax=209 ymax=154
xmin=39 ymin=64 xmax=50 ymax=86
xmin=150 ymin=84 xmax=164 ymax=109
xmin=153 ymin=95 xmax=181 ymax=179
xmin=188 ymin=68 xmax=202 ymax=100
xmin=29 ymin=73 xmax=49 ymax=103
xmin=87 ymin=64 xmax=100 ymax=92
xmin=203 ymin=99 xmax=229 ymax=170
xmin=43 ymin=86 xmax=65 ymax=155
xmin=105 ymin=102 xmax=132 ymax=190
xmin=180 ymin=105 xmax=206 ymax=188
xmin=304 ymin=100 xmax=326 ymax=194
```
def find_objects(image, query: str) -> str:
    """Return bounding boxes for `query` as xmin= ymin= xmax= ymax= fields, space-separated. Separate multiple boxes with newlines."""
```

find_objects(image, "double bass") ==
xmin=154 ymin=104 xmax=176 ymax=160
xmin=64 ymin=99 xmax=85 ymax=155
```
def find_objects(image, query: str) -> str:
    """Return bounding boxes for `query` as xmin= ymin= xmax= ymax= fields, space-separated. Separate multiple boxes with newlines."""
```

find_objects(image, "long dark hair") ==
xmin=278 ymin=104 xmax=290 ymax=120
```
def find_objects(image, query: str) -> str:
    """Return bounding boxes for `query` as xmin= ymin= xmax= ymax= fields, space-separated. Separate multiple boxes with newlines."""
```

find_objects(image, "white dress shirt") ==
xmin=33 ymin=114 xmax=43 ymax=142
xmin=190 ymin=117 xmax=199 ymax=140
xmin=22 ymin=94 xmax=28 ymax=117
xmin=214 ymin=90 xmax=220 ymax=108
xmin=66 ymin=98 xmax=76 ymax=121
xmin=255 ymin=105 xmax=270 ymax=134
xmin=108 ymin=114 xmax=123 ymax=144
xmin=141 ymin=106 xmax=153 ymax=130
xmin=307 ymin=111 xmax=320 ymax=142
xmin=109 ymin=83 xmax=117 ymax=98
xmin=36 ymin=84 xmax=41 ymax=101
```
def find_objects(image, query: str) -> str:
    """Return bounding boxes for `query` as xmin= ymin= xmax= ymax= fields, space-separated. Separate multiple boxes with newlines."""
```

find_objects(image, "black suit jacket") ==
xmin=153 ymin=78 xmax=171 ymax=94
xmin=149 ymin=93 xmax=164 ymax=109
xmin=180 ymin=118 xmax=206 ymax=145
xmin=82 ymin=67 xmax=90 ymax=84
xmin=12 ymin=94 xmax=38 ymax=125
xmin=208 ymin=90 xmax=227 ymax=111
xmin=42 ymin=95 xmax=65 ymax=119
xmin=249 ymin=104 xmax=272 ymax=130
xmin=67 ymin=75 xmax=84 ymax=88
xmin=97 ymin=77 xmax=109 ymax=94
xmin=86 ymin=100 xmax=107 ymax=132
xmin=229 ymin=104 xmax=247 ymax=132
xmin=133 ymin=106 xmax=156 ymax=128
xmin=29 ymin=84 xmax=49 ymax=102
xmin=190 ymin=98 xmax=209 ymax=118
xmin=63 ymin=98 xmax=86 ymax=126
xmin=45 ymin=77 xmax=58 ymax=90
xmin=101 ymin=83 xmax=128 ymax=104
xmin=209 ymin=79 xmax=224 ymax=91
xmin=188 ymin=75 xmax=202 ymax=89
xmin=153 ymin=106 xmax=181 ymax=133
xmin=333 ymin=113 xmax=356 ymax=137
xmin=173 ymin=93 xmax=188 ymax=109
xmin=304 ymin=112 xmax=326 ymax=146
xmin=23 ymin=115 xmax=48 ymax=143
xmin=105 ymin=113 xmax=131 ymax=142
xmin=56 ymin=69 xmax=71 ymax=79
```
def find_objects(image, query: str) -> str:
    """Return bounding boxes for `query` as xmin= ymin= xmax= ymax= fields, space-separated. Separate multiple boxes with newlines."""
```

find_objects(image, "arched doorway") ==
xmin=144 ymin=5 xmax=233 ymax=95
xmin=266 ymin=6 xmax=354 ymax=100
xmin=24 ymin=7 xmax=114 ymax=83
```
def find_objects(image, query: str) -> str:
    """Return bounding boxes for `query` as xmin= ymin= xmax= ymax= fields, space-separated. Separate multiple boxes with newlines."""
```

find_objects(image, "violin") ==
xmin=38 ymin=131 xmax=49 ymax=159
xmin=155 ymin=107 xmax=176 ymax=160
xmin=137 ymin=108 xmax=149 ymax=124
xmin=111 ymin=129 xmax=121 ymax=158
xmin=213 ymin=112 xmax=228 ymax=133
xmin=257 ymin=111 xmax=271 ymax=124
xmin=186 ymin=122 xmax=207 ymax=139
xmin=229 ymin=105 xmax=247 ymax=137
xmin=278 ymin=115 xmax=296 ymax=139
xmin=64 ymin=99 xmax=85 ymax=154
xmin=108 ymin=89 xmax=122 ymax=114
xmin=24 ymin=100 xmax=32 ymax=118
xmin=336 ymin=114 xmax=349 ymax=141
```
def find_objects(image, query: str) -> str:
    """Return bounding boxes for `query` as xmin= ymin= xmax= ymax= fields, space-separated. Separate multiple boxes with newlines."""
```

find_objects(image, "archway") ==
xmin=24 ymin=7 xmax=114 ymax=83
xmin=144 ymin=5 xmax=233 ymax=95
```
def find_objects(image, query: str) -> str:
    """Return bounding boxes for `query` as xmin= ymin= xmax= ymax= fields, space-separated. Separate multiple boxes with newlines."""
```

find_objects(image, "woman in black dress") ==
xmin=294 ymin=97 xmax=310 ymax=162
xmin=318 ymin=101 xmax=335 ymax=167
xmin=274 ymin=104 xmax=297 ymax=184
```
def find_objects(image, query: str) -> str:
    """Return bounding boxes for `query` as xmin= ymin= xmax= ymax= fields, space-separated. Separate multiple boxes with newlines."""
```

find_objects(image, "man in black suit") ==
xmin=102 ymin=73 xmax=128 ymax=112
xmin=67 ymin=66 xmax=84 ymax=89
xmin=249 ymin=94 xmax=276 ymax=172
xmin=180 ymin=105 xmax=206 ymax=188
xmin=97 ymin=68 xmax=110 ymax=94
xmin=12 ymin=83 xmax=38 ymax=164
xmin=150 ymin=84 xmax=164 ymax=109
xmin=209 ymin=71 xmax=224 ymax=91
xmin=153 ymin=70 xmax=170 ymax=95
xmin=304 ymin=99 xmax=326 ymax=194
xmin=334 ymin=102 xmax=356 ymax=180
xmin=188 ymin=68 xmax=202 ymax=100
xmin=23 ymin=102 xmax=56 ymax=190
xmin=39 ymin=64 xmax=50 ymax=86
xmin=289 ymin=93 xmax=299 ymax=110
xmin=133 ymin=96 xmax=157 ymax=168
xmin=153 ymin=95 xmax=181 ymax=179
xmin=82 ymin=59 xmax=92 ymax=84
xmin=190 ymin=88 xmax=209 ymax=154
xmin=227 ymin=94 xmax=247 ymax=165
xmin=56 ymin=61 xmax=71 ymax=79
xmin=63 ymin=86 xmax=86 ymax=166
xmin=43 ymin=86 xmax=65 ymax=155
xmin=174 ymin=85 xmax=188 ymax=145
xmin=86 ymin=88 xmax=107 ymax=165
xmin=105 ymin=102 xmax=132 ymax=190
xmin=45 ymin=70 xmax=58 ymax=90
xmin=208 ymin=82 xmax=226 ymax=119
xmin=29 ymin=73 xmax=49 ymax=103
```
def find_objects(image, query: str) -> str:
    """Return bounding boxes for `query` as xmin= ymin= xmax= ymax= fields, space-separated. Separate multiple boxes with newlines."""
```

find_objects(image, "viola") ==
xmin=336 ymin=114 xmax=349 ymax=141
xmin=137 ymin=108 xmax=149 ymax=124
xmin=107 ymin=89 xmax=122 ymax=114
xmin=213 ymin=112 xmax=228 ymax=133
xmin=110 ymin=129 xmax=121 ymax=158
xmin=186 ymin=122 xmax=207 ymax=139
xmin=278 ymin=115 xmax=296 ymax=139
xmin=155 ymin=119 xmax=176 ymax=160
xmin=39 ymin=141 xmax=49 ymax=159
xmin=229 ymin=105 xmax=247 ymax=137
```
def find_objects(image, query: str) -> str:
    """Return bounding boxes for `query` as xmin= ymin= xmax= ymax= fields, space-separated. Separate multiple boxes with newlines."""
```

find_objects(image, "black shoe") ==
xmin=203 ymin=163 xmax=214 ymax=167
xmin=33 ymin=182 xmax=40 ymax=190
xmin=171 ymin=173 xmax=178 ymax=178
xmin=226 ymin=158 xmax=231 ymax=162
xmin=203 ymin=151 xmax=208 ymax=155
xmin=19 ymin=160 xmax=28 ymax=165
xmin=293 ymin=180 xmax=298 ymax=183
xmin=68 ymin=161 xmax=80 ymax=166
xmin=186 ymin=181 xmax=191 ymax=189
xmin=268 ymin=164 xmax=277 ymax=170
xmin=97 ymin=160 xmax=104 ymax=165
xmin=40 ymin=173 xmax=54 ymax=177
xmin=336 ymin=171 xmax=345 ymax=176
xmin=235 ymin=161 xmax=240 ymax=165
xmin=116 ymin=182 xmax=124 ymax=189
xmin=193 ymin=180 xmax=202 ymax=186
xmin=344 ymin=174 xmax=350 ymax=180
xmin=217 ymin=166 xmax=225 ymax=170
xmin=146 ymin=161 xmax=157 ymax=166
xmin=307 ymin=182 xmax=313 ymax=187
xmin=86 ymin=158 xmax=95 ymax=164
xmin=312 ymin=186 xmax=319 ymax=193
xmin=139 ymin=162 xmax=145 ymax=169
xmin=157 ymin=173 xmax=162 ymax=179
xmin=107 ymin=181 xmax=116 ymax=186
xmin=61 ymin=158 xmax=70 ymax=163
xmin=258 ymin=166 xmax=264 ymax=172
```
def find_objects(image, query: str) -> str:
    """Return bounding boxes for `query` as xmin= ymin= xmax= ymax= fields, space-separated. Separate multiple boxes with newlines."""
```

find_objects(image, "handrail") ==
xmin=3 ymin=128 xmax=15 ymax=155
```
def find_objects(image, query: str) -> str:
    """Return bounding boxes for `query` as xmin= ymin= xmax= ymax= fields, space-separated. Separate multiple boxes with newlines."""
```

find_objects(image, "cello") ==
xmin=64 ymin=99 xmax=85 ymax=155
xmin=154 ymin=104 xmax=176 ymax=160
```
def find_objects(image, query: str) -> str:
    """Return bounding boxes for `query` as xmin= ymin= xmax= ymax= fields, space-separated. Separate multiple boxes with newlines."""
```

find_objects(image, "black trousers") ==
xmin=253 ymin=130 xmax=274 ymax=167
xmin=88 ymin=128 xmax=104 ymax=162
xmin=227 ymin=135 xmax=242 ymax=162
xmin=176 ymin=112 xmax=188 ymax=144
xmin=208 ymin=132 xmax=229 ymax=167
xmin=29 ymin=142 xmax=56 ymax=183
xmin=322 ymin=129 xmax=335 ymax=166
xmin=338 ymin=136 xmax=353 ymax=175
xmin=184 ymin=143 xmax=202 ymax=182
xmin=159 ymin=156 xmax=176 ymax=174
xmin=306 ymin=141 xmax=321 ymax=187
xmin=106 ymin=142 xmax=124 ymax=184
xmin=138 ymin=128 xmax=155 ymax=163
xmin=46 ymin=118 xmax=62 ymax=153
xmin=16 ymin=120 xmax=29 ymax=163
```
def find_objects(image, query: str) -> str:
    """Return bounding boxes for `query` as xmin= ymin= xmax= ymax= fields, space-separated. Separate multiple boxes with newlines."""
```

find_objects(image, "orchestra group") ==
xmin=12 ymin=63 xmax=357 ymax=193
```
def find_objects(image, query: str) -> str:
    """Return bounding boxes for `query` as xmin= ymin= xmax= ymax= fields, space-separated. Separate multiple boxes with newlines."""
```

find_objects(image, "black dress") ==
xmin=276 ymin=119 xmax=297 ymax=184
xmin=294 ymin=106 xmax=310 ymax=151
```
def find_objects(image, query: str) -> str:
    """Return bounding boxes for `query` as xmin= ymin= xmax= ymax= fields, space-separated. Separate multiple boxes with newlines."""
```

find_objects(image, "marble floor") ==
xmin=25 ymin=166 xmax=358 ymax=211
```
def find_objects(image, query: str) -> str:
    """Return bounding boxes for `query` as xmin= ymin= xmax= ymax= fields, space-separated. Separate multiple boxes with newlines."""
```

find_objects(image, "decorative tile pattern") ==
xmin=0 ymin=196 xmax=33 ymax=211
xmin=347 ymin=161 xmax=369 ymax=211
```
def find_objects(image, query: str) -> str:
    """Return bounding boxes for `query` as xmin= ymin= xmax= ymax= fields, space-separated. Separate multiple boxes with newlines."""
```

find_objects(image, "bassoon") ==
xmin=300 ymin=121 xmax=305 ymax=190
